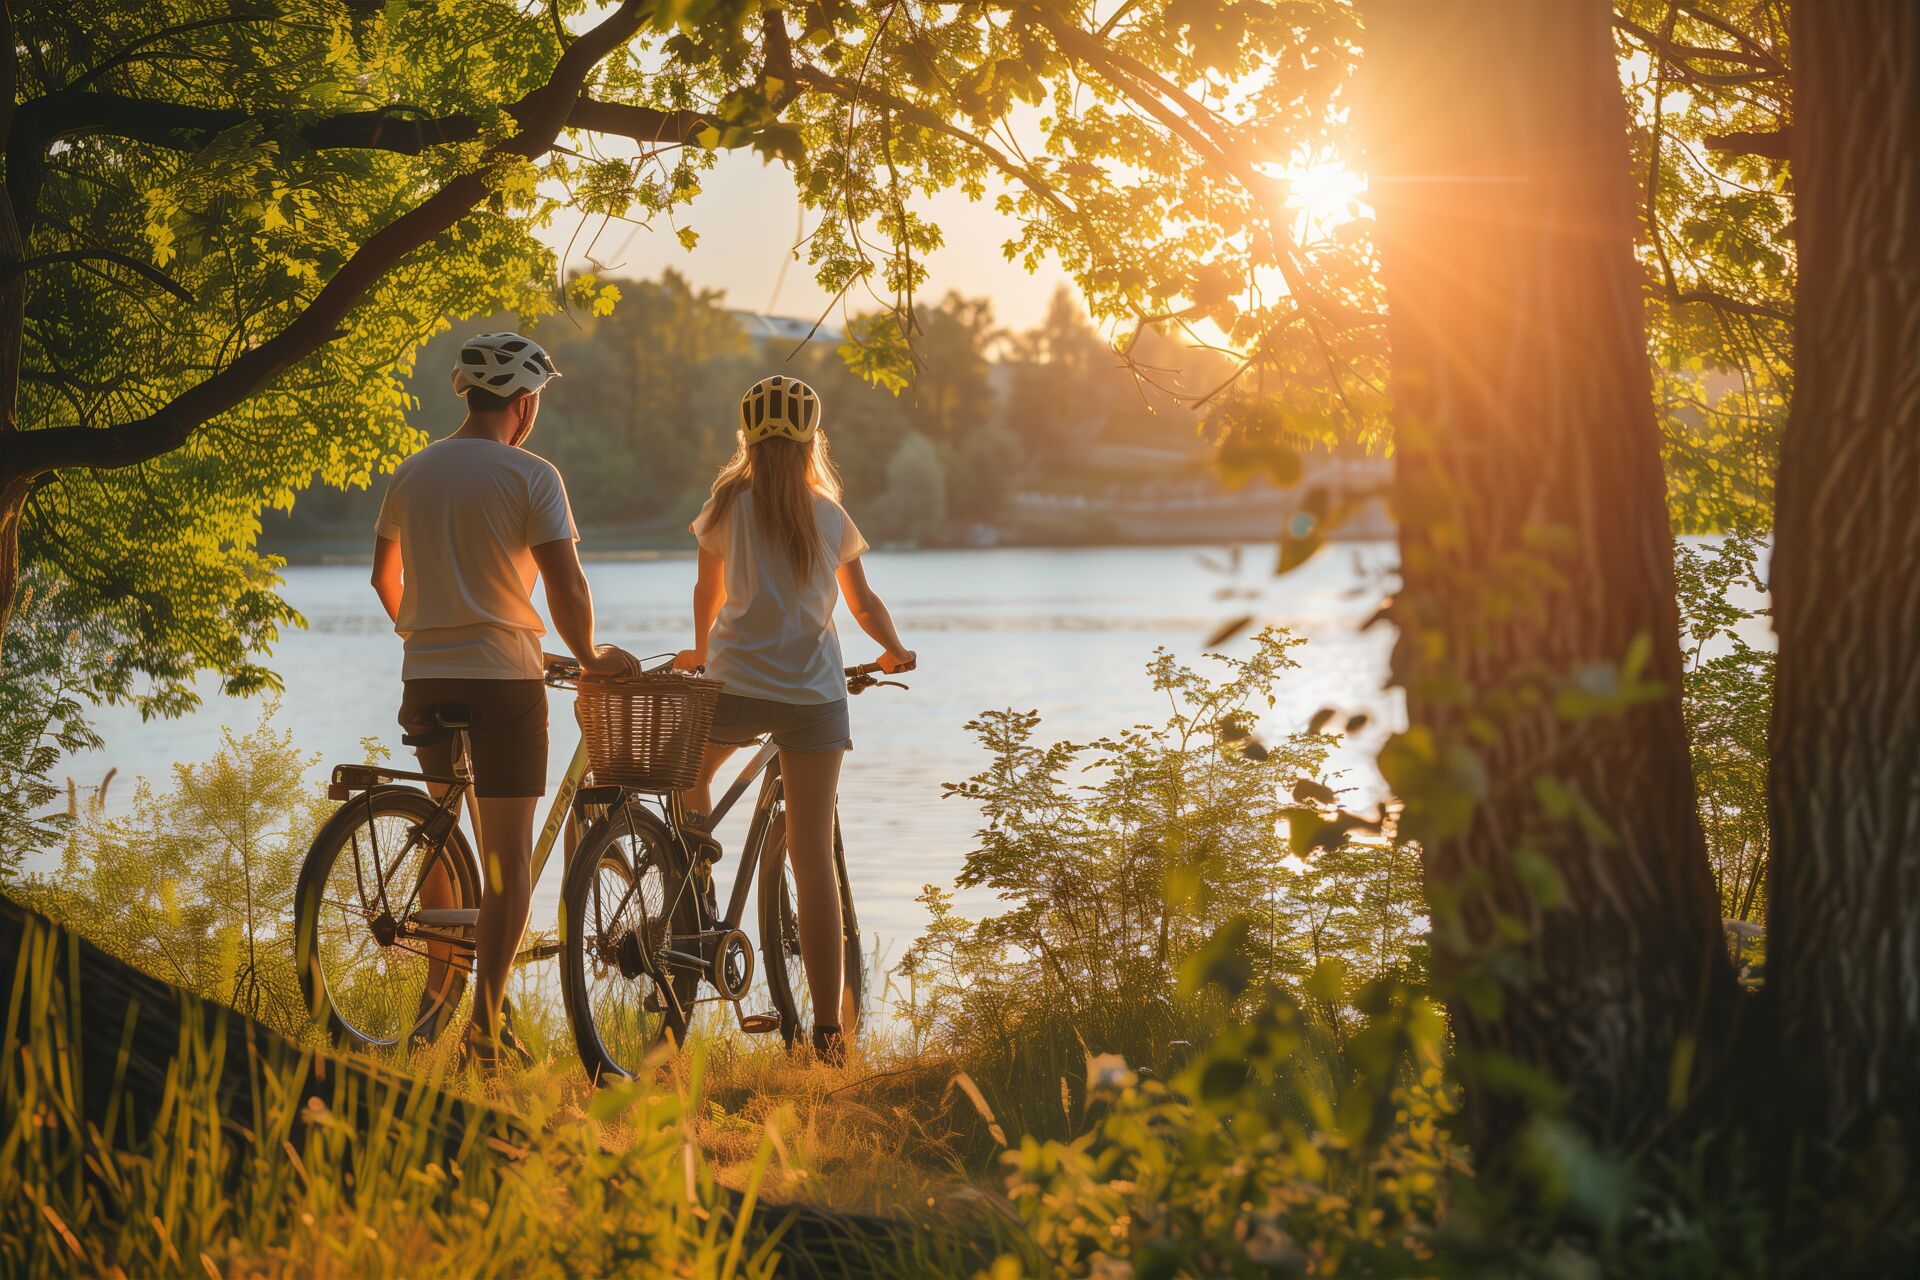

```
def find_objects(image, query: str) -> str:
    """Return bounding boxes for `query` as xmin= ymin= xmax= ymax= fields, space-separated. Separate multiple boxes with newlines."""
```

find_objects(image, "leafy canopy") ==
xmin=9 ymin=0 xmax=1790 ymax=721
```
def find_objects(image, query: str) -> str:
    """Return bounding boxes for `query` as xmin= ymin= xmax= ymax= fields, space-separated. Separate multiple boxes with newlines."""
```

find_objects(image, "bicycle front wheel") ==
xmin=295 ymin=787 xmax=480 ymax=1052
xmin=561 ymin=803 xmax=703 ymax=1081
xmin=759 ymin=807 xmax=864 ymax=1050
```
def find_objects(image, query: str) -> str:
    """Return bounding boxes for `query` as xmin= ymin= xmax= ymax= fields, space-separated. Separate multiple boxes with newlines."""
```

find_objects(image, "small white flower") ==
xmin=1087 ymin=1053 xmax=1137 ymax=1091
xmin=1245 ymin=1222 xmax=1304 ymax=1269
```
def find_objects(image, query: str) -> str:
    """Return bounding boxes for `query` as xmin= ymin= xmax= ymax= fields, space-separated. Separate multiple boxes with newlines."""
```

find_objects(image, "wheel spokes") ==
xmin=578 ymin=835 xmax=682 ymax=1073
xmin=315 ymin=808 xmax=467 ymax=1047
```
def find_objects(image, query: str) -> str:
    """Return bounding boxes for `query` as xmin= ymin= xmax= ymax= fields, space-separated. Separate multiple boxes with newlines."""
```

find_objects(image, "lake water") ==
xmin=69 ymin=543 xmax=1403 ymax=963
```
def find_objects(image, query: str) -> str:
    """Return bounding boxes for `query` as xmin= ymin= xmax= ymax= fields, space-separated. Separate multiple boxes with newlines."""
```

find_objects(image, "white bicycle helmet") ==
xmin=739 ymin=375 xmax=821 ymax=443
xmin=451 ymin=331 xmax=561 ymax=399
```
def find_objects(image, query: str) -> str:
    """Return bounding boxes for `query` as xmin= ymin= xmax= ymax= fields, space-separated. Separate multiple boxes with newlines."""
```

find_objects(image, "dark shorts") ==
xmin=709 ymin=693 xmax=851 ymax=753
xmin=398 ymin=678 xmax=548 ymax=797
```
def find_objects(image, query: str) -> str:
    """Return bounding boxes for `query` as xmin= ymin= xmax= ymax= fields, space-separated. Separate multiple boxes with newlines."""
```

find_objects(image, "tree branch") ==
xmin=1703 ymin=127 xmax=1790 ymax=161
xmin=791 ymin=66 xmax=1074 ymax=216
xmin=6 ymin=248 xmax=192 ymax=302
xmin=6 ymin=0 xmax=651 ymax=480
xmin=67 ymin=10 xmax=278 ymax=93
xmin=1657 ymin=282 xmax=1791 ymax=324
xmin=1613 ymin=15 xmax=1784 ymax=78
xmin=15 ymin=88 xmax=714 ymax=160
xmin=0 ymin=0 xmax=26 ymax=434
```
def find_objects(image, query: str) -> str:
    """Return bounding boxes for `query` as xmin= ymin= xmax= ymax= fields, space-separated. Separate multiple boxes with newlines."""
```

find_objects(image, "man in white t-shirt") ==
xmin=371 ymin=331 xmax=635 ymax=1063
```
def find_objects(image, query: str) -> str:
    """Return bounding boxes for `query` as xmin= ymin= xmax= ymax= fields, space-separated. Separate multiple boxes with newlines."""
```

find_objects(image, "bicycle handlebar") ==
xmin=845 ymin=658 xmax=913 ymax=694
xmin=545 ymin=652 xmax=912 ymax=692
xmin=844 ymin=658 xmax=915 ymax=677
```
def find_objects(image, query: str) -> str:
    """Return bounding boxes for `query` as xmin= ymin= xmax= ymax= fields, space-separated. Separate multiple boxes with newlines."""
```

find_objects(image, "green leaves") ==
xmin=1214 ymin=436 xmax=1303 ymax=490
xmin=19 ymin=0 xmax=575 ymax=717
xmin=837 ymin=312 xmax=913 ymax=395
xmin=1378 ymin=726 xmax=1486 ymax=843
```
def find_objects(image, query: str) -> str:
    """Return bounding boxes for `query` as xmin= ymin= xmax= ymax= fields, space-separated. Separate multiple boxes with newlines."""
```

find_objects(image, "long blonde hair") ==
xmin=706 ymin=430 xmax=844 ymax=580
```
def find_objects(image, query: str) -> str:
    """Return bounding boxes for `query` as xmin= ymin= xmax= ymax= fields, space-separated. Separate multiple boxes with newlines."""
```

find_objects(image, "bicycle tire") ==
xmin=759 ymin=807 xmax=864 ymax=1050
xmin=295 ymin=786 xmax=481 ymax=1052
xmin=560 ymin=801 xmax=703 ymax=1081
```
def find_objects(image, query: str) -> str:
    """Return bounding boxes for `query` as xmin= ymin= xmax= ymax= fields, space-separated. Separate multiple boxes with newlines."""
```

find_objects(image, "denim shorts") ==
xmin=708 ymin=693 xmax=851 ymax=753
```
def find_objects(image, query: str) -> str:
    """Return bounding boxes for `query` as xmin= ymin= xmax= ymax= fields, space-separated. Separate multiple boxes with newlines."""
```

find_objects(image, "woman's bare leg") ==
xmin=777 ymin=747 xmax=847 ymax=1031
xmin=684 ymin=742 xmax=739 ymax=821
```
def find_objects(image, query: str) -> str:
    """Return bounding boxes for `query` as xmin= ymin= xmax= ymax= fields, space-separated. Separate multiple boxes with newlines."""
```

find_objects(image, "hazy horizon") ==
xmin=534 ymin=144 xmax=1076 ymax=332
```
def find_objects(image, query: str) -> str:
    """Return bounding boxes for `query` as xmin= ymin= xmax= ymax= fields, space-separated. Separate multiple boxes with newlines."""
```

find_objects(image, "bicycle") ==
xmin=293 ymin=656 xmax=907 ymax=1079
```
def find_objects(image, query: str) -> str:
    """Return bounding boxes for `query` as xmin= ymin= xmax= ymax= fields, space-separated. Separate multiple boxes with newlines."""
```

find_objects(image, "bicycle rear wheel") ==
xmin=560 ymin=803 xmax=703 ymax=1081
xmin=295 ymin=788 xmax=480 ymax=1052
xmin=758 ymin=806 xmax=864 ymax=1050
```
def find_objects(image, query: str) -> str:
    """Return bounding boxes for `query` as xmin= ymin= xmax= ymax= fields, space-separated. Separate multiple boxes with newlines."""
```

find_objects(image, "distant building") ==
xmin=729 ymin=311 xmax=843 ymax=345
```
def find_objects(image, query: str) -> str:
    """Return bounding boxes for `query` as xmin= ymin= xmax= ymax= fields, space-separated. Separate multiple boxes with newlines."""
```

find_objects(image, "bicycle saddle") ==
xmin=400 ymin=701 xmax=473 ymax=747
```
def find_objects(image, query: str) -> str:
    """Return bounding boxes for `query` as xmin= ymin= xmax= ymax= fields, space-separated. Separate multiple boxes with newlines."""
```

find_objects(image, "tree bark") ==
xmin=1360 ymin=0 xmax=1739 ymax=1158
xmin=1769 ymin=2 xmax=1920 ymax=1184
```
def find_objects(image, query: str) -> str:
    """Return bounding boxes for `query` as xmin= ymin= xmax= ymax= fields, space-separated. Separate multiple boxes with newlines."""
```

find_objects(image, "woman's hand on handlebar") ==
xmin=671 ymin=649 xmax=705 ymax=673
xmin=878 ymin=648 xmax=916 ymax=675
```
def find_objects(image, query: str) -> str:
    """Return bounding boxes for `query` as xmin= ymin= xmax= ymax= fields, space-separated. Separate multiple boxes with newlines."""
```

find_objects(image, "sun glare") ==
xmin=1278 ymin=161 xmax=1368 ymax=233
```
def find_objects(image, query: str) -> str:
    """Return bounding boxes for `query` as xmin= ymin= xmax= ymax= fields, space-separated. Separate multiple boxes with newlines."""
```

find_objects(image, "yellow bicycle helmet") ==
xmin=739 ymin=375 xmax=821 ymax=443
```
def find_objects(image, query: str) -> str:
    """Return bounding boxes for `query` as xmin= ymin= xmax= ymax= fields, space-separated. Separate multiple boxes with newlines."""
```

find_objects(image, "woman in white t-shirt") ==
xmin=675 ymin=375 xmax=914 ymax=1065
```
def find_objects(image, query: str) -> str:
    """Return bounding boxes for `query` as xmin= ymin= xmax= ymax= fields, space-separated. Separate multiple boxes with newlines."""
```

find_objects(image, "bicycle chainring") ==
xmin=711 ymin=928 xmax=754 ymax=1001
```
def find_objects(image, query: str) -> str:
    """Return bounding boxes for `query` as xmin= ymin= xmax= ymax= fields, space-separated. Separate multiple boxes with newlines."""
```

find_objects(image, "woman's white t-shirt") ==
xmin=692 ymin=490 xmax=868 ymax=705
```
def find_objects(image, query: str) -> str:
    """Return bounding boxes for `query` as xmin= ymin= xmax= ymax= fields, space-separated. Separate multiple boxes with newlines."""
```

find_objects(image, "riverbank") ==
xmin=263 ymin=499 xmax=1395 ymax=564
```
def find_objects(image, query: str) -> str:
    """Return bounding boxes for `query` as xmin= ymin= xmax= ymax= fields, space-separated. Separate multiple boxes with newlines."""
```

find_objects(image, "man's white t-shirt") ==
xmin=375 ymin=438 xmax=577 ymax=681
xmin=692 ymin=490 xmax=869 ymax=704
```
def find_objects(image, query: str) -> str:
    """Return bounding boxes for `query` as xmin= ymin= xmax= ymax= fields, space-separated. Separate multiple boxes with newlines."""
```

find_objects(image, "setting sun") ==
xmin=1275 ymin=161 xmax=1369 ymax=233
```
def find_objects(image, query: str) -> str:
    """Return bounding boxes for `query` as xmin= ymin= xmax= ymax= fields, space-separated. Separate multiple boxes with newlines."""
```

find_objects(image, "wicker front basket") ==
xmin=574 ymin=671 xmax=724 ymax=792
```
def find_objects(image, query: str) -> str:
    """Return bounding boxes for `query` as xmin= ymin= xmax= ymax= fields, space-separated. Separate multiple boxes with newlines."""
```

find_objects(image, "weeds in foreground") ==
xmin=0 ymin=909 xmax=812 ymax=1278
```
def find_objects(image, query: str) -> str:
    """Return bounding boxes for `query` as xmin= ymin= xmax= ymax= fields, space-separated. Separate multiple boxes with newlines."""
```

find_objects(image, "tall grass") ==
xmin=0 ymin=907 xmax=812 ymax=1278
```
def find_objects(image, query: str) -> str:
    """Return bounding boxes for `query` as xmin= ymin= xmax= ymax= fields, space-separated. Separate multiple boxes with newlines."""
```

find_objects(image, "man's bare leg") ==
xmin=412 ymin=780 xmax=461 ymax=1037
xmin=471 ymin=794 xmax=538 ymax=1046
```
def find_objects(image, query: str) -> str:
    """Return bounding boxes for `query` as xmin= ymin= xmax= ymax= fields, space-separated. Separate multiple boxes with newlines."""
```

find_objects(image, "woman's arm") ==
xmin=836 ymin=557 xmax=914 ymax=672
xmin=674 ymin=547 xmax=727 ymax=670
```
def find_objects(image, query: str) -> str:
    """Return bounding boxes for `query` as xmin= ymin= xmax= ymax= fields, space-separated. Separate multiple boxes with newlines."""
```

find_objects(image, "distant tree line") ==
xmin=269 ymin=272 xmax=1235 ymax=550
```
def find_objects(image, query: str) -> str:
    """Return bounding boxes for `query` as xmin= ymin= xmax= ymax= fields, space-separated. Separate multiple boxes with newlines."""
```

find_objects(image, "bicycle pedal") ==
xmin=738 ymin=1011 xmax=782 ymax=1035
xmin=515 ymin=932 xmax=561 ymax=964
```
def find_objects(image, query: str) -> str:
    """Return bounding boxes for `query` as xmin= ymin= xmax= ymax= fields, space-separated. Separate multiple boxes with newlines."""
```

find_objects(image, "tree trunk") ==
xmin=1769 ymin=3 xmax=1920 ymax=1188
xmin=1360 ymin=0 xmax=1739 ymax=1159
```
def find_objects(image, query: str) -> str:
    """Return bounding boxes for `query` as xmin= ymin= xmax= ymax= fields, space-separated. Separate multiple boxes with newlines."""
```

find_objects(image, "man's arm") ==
xmin=530 ymin=538 xmax=632 ymax=676
xmin=372 ymin=536 xmax=404 ymax=623
xmin=673 ymin=547 xmax=727 ymax=670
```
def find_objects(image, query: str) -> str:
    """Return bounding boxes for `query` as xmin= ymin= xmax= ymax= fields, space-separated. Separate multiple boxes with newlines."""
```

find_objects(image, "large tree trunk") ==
xmin=1769 ymin=4 xmax=1920 ymax=1189
xmin=1360 ymin=0 xmax=1739 ymax=1159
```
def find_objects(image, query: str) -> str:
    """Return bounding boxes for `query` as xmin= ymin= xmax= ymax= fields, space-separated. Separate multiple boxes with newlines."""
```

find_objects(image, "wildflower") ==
xmin=1086 ymin=1054 xmax=1137 ymax=1092
xmin=1245 ymin=1221 xmax=1305 ymax=1269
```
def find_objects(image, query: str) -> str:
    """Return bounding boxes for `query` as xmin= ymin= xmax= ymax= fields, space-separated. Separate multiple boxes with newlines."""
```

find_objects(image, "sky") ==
xmin=533 ymin=145 xmax=1076 ymax=333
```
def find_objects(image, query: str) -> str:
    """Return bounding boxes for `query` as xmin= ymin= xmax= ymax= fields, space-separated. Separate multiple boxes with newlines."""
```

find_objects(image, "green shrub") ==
xmin=0 ymin=574 xmax=103 ymax=879
xmin=23 ymin=706 xmax=328 ymax=1035
xmin=903 ymin=631 xmax=1428 ymax=1151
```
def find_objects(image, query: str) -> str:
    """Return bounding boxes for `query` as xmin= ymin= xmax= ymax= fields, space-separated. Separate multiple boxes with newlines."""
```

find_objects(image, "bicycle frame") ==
xmin=314 ymin=658 xmax=899 ymax=1052
xmin=330 ymin=716 xmax=787 ymax=969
